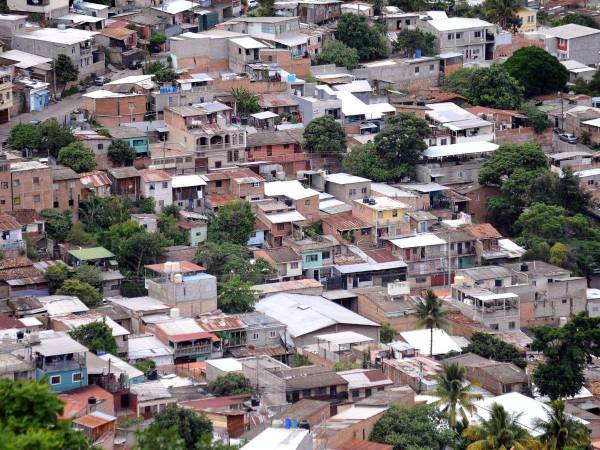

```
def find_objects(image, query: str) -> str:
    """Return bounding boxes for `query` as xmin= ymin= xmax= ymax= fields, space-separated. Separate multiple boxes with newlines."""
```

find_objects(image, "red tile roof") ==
xmin=198 ymin=316 xmax=247 ymax=332
xmin=139 ymin=168 xmax=172 ymax=183
xmin=58 ymin=385 xmax=114 ymax=419
xmin=321 ymin=213 xmax=370 ymax=231
xmin=0 ymin=313 xmax=24 ymax=330
xmin=180 ymin=395 xmax=251 ymax=411
xmin=363 ymin=249 xmax=399 ymax=263
xmin=463 ymin=223 xmax=502 ymax=240
xmin=145 ymin=261 xmax=205 ymax=273
xmin=168 ymin=332 xmax=219 ymax=343
xmin=73 ymin=412 xmax=116 ymax=428
xmin=0 ymin=214 xmax=24 ymax=231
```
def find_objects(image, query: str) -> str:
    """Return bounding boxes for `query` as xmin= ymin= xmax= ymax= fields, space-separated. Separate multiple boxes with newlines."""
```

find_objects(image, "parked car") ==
xmin=247 ymin=0 xmax=258 ymax=7
xmin=94 ymin=75 xmax=111 ymax=86
xmin=559 ymin=133 xmax=578 ymax=144
xmin=128 ymin=60 xmax=144 ymax=70
xmin=553 ymin=127 xmax=562 ymax=134
xmin=29 ymin=119 xmax=41 ymax=126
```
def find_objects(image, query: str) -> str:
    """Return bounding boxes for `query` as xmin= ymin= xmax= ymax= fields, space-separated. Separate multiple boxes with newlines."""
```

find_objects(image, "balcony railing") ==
xmin=175 ymin=345 xmax=211 ymax=355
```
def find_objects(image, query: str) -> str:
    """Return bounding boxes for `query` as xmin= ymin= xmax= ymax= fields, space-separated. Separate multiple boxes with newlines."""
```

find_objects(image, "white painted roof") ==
xmin=561 ymin=59 xmax=596 ymax=72
xmin=353 ymin=196 xmax=408 ymax=210
xmin=251 ymin=111 xmax=279 ymax=120
xmin=334 ymin=260 xmax=407 ymax=274
xmin=426 ymin=10 xmax=448 ymax=19
xmin=426 ymin=102 xmax=481 ymax=123
xmin=15 ymin=27 xmax=98 ymax=45
xmin=272 ymin=33 xmax=308 ymax=47
xmin=582 ymin=117 xmax=600 ymax=127
xmin=79 ymin=1 xmax=109 ymax=9
xmin=316 ymin=330 xmax=373 ymax=345
xmin=99 ymin=353 xmax=144 ymax=379
xmin=264 ymin=210 xmax=306 ymax=224
xmin=332 ymin=80 xmax=373 ymax=93
xmin=37 ymin=295 xmax=89 ymax=316
xmin=0 ymin=49 xmax=52 ymax=69
xmin=107 ymin=296 xmax=170 ymax=313
xmin=424 ymin=141 xmax=499 ymax=158
xmin=255 ymin=293 xmax=378 ymax=338
xmin=337 ymin=369 xmax=393 ymax=390
xmin=54 ymin=313 xmax=129 ymax=337
xmin=390 ymin=233 xmax=446 ymax=248
xmin=575 ymin=167 xmax=600 ymax=177
xmin=130 ymin=380 xmax=172 ymax=401
xmin=83 ymin=90 xmax=137 ymax=99
xmin=156 ymin=318 xmax=204 ymax=336
xmin=19 ymin=316 xmax=42 ymax=327
xmin=172 ymin=174 xmax=207 ymax=188
xmin=336 ymin=90 xmax=395 ymax=119
xmin=58 ymin=13 xmax=105 ymax=24
xmin=325 ymin=172 xmax=370 ymax=184
xmin=474 ymin=392 xmax=587 ymax=436
xmin=265 ymin=180 xmax=318 ymax=200
xmin=332 ymin=406 xmax=387 ymax=420
xmin=400 ymin=328 xmax=461 ymax=356
xmin=588 ymin=288 xmax=600 ymax=300
xmin=230 ymin=36 xmax=266 ymax=49
xmin=206 ymin=357 xmax=242 ymax=372
xmin=151 ymin=0 xmax=198 ymax=14
xmin=128 ymin=335 xmax=173 ymax=359
xmin=106 ymin=74 xmax=154 ymax=86
xmin=241 ymin=428 xmax=309 ymax=450
xmin=33 ymin=332 xmax=88 ymax=356
xmin=545 ymin=23 xmax=600 ymax=39
xmin=427 ymin=17 xmax=493 ymax=31
xmin=319 ymin=198 xmax=352 ymax=214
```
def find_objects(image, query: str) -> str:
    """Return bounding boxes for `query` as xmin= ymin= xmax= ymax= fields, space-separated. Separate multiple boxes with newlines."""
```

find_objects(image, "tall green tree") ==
xmin=57 ymin=141 xmax=97 ymax=173
xmin=53 ymin=54 xmax=79 ymax=89
xmin=8 ymin=123 xmax=42 ymax=150
xmin=0 ymin=379 xmax=91 ymax=450
xmin=370 ymin=404 xmax=456 ymax=450
xmin=432 ymin=362 xmax=483 ymax=429
xmin=415 ymin=289 xmax=450 ymax=357
xmin=317 ymin=40 xmax=360 ymax=69
xmin=380 ymin=323 xmax=395 ymax=344
xmin=504 ymin=47 xmax=568 ymax=97
xmin=70 ymin=320 xmax=117 ymax=354
xmin=45 ymin=264 xmax=69 ymax=293
xmin=80 ymin=196 xmax=133 ymax=233
xmin=108 ymin=139 xmax=136 ymax=166
xmin=534 ymin=400 xmax=590 ymax=450
xmin=559 ymin=13 xmax=600 ymax=29
xmin=463 ymin=403 xmax=537 ymax=450
xmin=72 ymin=264 xmax=102 ymax=287
xmin=218 ymin=276 xmax=255 ymax=313
xmin=483 ymin=0 xmax=521 ymax=29
xmin=479 ymin=143 xmax=547 ymax=187
xmin=41 ymin=209 xmax=72 ymax=243
xmin=41 ymin=119 xmax=75 ymax=158
xmin=135 ymin=425 xmax=185 ymax=450
xmin=373 ymin=113 xmax=431 ymax=179
xmin=56 ymin=279 xmax=102 ymax=307
xmin=118 ymin=231 xmax=170 ymax=275
xmin=343 ymin=143 xmax=394 ymax=182
xmin=303 ymin=115 xmax=346 ymax=156
xmin=231 ymin=87 xmax=261 ymax=118
xmin=443 ymin=65 xmax=524 ymax=110
xmin=208 ymin=200 xmax=255 ymax=245
xmin=152 ymin=405 xmax=213 ymax=450
xmin=394 ymin=29 xmax=435 ymax=57
xmin=336 ymin=14 xmax=387 ymax=61
xmin=208 ymin=373 xmax=253 ymax=396
xmin=464 ymin=333 xmax=526 ymax=368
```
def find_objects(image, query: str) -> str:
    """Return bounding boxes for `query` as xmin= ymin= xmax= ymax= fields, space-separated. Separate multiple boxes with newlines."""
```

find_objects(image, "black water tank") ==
xmin=88 ymin=396 xmax=97 ymax=405
xmin=147 ymin=368 xmax=158 ymax=380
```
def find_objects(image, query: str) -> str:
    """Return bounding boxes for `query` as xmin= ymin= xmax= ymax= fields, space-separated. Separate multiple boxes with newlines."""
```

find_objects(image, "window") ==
xmin=284 ymin=144 xmax=289 ymax=149
xmin=0 ymin=182 xmax=7 ymax=189
xmin=72 ymin=372 xmax=82 ymax=382
xmin=430 ymin=64 xmax=435 ymax=72
xmin=52 ymin=182 xmax=59 ymax=191
xmin=162 ymin=182 xmax=168 ymax=189
xmin=33 ymin=177 xmax=39 ymax=184
xmin=508 ymin=321 xmax=516 ymax=329
xmin=33 ymin=194 xmax=40 ymax=203
xmin=562 ymin=299 xmax=568 ymax=304
xmin=302 ymin=389 xmax=311 ymax=397
xmin=252 ymin=182 xmax=260 ymax=188
xmin=267 ymin=145 xmax=273 ymax=156
xmin=68 ymin=180 xmax=75 ymax=188
xmin=277 ymin=223 xmax=285 ymax=231
xmin=448 ymin=33 xmax=454 ymax=39
xmin=503 ymin=384 xmax=511 ymax=393
xmin=68 ymin=199 xmax=74 ymax=206
xmin=352 ymin=390 xmax=360 ymax=398
xmin=490 ymin=323 xmax=499 ymax=331
xmin=12 ymin=179 xmax=19 ymax=187
xmin=269 ymin=331 xmax=277 ymax=338
xmin=13 ymin=196 xmax=20 ymax=206
xmin=361 ymin=187 xmax=367 ymax=194
xmin=474 ymin=31 xmax=481 ymax=38
xmin=377 ymin=211 xmax=383 ymax=219
xmin=306 ymin=254 xmax=319 ymax=262
xmin=53 ymin=201 xmax=59 ymax=208
xmin=392 ymin=209 xmax=398 ymax=217
xmin=349 ymin=188 xmax=356 ymax=196
xmin=455 ymin=32 xmax=461 ymax=39
xmin=322 ymin=251 xmax=330 ymax=259
xmin=50 ymin=375 xmax=61 ymax=385
xmin=251 ymin=333 xmax=258 ymax=340
xmin=149 ymin=184 xmax=155 ymax=190
xmin=414 ymin=66 xmax=420 ymax=74
xmin=98 ymin=143 xmax=103 ymax=150
xmin=216 ymin=180 xmax=222 ymax=188
xmin=290 ymin=261 xmax=299 ymax=269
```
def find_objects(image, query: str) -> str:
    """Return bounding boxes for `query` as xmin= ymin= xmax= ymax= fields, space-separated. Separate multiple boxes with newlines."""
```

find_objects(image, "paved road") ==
xmin=0 ymin=67 xmax=144 ymax=140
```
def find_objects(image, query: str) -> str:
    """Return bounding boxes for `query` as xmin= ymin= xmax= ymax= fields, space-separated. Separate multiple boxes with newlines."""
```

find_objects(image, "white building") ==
xmin=425 ymin=102 xmax=495 ymax=145
xmin=139 ymin=169 xmax=173 ymax=212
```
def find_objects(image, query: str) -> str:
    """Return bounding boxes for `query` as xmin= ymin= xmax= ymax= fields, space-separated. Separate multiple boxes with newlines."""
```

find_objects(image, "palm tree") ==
xmin=432 ymin=362 xmax=483 ymax=429
xmin=534 ymin=400 xmax=590 ymax=450
xmin=415 ymin=289 xmax=449 ymax=357
xmin=483 ymin=0 xmax=521 ymax=30
xmin=463 ymin=403 xmax=540 ymax=450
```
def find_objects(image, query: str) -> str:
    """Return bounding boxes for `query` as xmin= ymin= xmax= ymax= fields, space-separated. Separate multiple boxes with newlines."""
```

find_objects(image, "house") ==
xmin=383 ymin=356 xmax=442 ymax=391
xmin=462 ymin=222 xmax=509 ymax=264
xmin=418 ymin=17 xmax=496 ymax=62
xmin=57 ymin=384 xmax=115 ymax=419
xmin=38 ymin=295 xmax=89 ymax=317
xmin=264 ymin=180 xmax=320 ymax=224
xmin=388 ymin=233 xmax=448 ymax=288
xmin=321 ymin=214 xmax=372 ymax=246
xmin=0 ymin=213 xmax=24 ymax=253
xmin=205 ymin=358 xmax=242 ymax=382
xmin=562 ymin=60 xmax=596 ymax=83
xmin=72 ymin=411 xmax=117 ymax=448
xmin=254 ymin=247 xmax=302 ymax=282
xmin=516 ymin=7 xmax=537 ymax=32
xmin=256 ymin=201 xmax=306 ymax=247
xmin=67 ymin=247 xmax=115 ymax=268
xmin=154 ymin=318 xmax=219 ymax=363
xmin=0 ymin=160 xmax=53 ymax=214
xmin=172 ymin=174 xmax=206 ymax=211
xmin=82 ymin=91 xmax=146 ymax=127
xmin=139 ymin=169 xmax=172 ymax=212
xmin=130 ymin=380 xmax=177 ymax=419
xmin=107 ymin=296 xmax=172 ymax=334
xmin=444 ymin=353 xmax=528 ymax=395
xmin=337 ymin=368 xmax=393 ymax=401
xmin=198 ymin=314 xmax=247 ymax=356
xmin=352 ymin=196 xmax=409 ymax=243
xmin=13 ymin=28 xmax=104 ymax=80
xmin=466 ymin=106 xmax=529 ymax=131
xmin=108 ymin=166 xmax=140 ymax=200
xmin=179 ymin=395 xmax=251 ymax=438
xmin=425 ymin=103 xmax=495 ymax=146
xmin=151 ymin=74 xmax=214 ymax=120
xmin=74 ymin=130 xmax=113 ymax=170
xmin=52 ymin=165 xmax=80 ymax=218
xmin=164 ymin=102 xmax=246 ymax=171
xmin=325 ymin=173 xmax=371 ymax=204
xmin=235 ymin=311 xmax=288 ymax=358
xmin=33 ymin=331 xmax=88 ymax=392
xmin=144 ymin=261 xmax=217 ymax=317
xmin=0 ymin=259 xmax=50 ymax=298
xmin=545 ymin=24 xmax=600 ymax=66
xmin=80 ymin=171 xmax=112 ymax=199
xmin=177 ymin=215 xmax=207 ymax=246
xmin=399 ymin=328 xmax=462 ymax=357
xmin=131 ymin=213 xmax=158 ymax=233
xmin=0 ymin=353 xmax=35 ymax=381
xmin=127 ymin=334 xmax=174 ymax=366
xmin=254 ymin=293 xmax=380 ymax=347
xmin=285 ymin=235 xmax=339 ymax=282
xmin=252 ymin=278 xmax=324 ymax=298
xmin=107 ymin=126 xmax=149 ymax=156
xmin=295 ymin=84 xmax=342 ymax=124
xmin=242 ymin=428 xmax=311 ymax=450
xmin=7 ymin=0 xmax=68 ymax=19
xmin=316 ymin=406 xmax=389 ymax=449
xmin=354 ymin=285 xmax=419 ymax=332
xmin=248 ymin=218 xmax=268 ymax=247
xmin=96 ymin=26 xmax=137 ymax=52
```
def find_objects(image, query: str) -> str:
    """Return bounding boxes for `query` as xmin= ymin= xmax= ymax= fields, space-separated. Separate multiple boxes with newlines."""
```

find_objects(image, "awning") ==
xmin=251 ymin=111 xmax=279 ymax=120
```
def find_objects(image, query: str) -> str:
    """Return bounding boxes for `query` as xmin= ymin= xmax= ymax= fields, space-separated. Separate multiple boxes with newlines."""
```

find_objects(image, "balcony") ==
xmin=175 ymin=344 xmax=212 ymax=356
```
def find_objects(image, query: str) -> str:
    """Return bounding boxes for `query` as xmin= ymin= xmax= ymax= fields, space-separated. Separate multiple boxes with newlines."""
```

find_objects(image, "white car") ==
xmin=247 ymin=0 xmax=258 ymax=7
